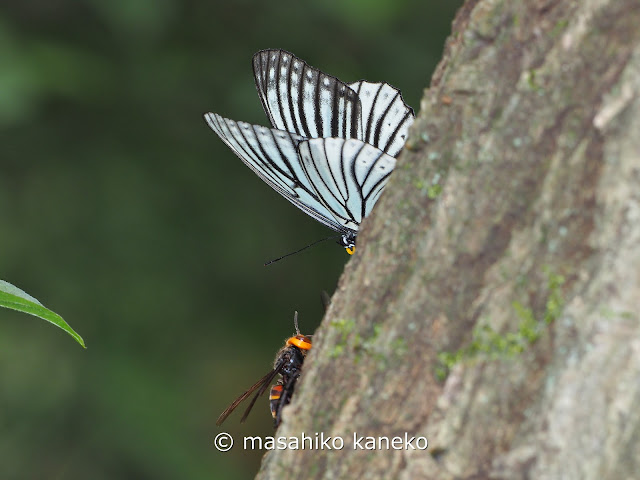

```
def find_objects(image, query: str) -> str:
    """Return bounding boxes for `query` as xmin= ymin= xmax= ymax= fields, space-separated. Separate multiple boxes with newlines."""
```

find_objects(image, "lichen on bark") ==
xmin=257 ymin=1 xmax=640 ymax=479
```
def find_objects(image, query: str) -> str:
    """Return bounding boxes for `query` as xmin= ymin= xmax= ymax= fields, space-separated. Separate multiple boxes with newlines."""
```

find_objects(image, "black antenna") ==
xmin=293 ymin=311 xmax=299 ymax=335
xmin=264 ymin=235 xmax=341 ymax=266
xmin=320 ymin=291 xmax=331 ymax=311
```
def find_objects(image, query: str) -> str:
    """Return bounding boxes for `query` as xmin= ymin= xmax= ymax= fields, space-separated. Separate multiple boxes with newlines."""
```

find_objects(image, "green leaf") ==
xmin=0 ymin=279 xmax=85 ymax=348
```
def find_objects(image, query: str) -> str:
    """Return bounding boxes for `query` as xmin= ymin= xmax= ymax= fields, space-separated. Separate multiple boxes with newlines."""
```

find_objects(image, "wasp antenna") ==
xmin=293 ymin=311 xmax=300 ymax=335
xmin=320 ymin=291 xmax=331 ymax=311
xmin=263 ymin=235 xmax=341 ymax=266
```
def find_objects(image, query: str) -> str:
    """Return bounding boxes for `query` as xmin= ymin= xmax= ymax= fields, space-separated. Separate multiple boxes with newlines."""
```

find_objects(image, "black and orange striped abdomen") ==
xmin=269 ymin=383 xmax=284 ymax=419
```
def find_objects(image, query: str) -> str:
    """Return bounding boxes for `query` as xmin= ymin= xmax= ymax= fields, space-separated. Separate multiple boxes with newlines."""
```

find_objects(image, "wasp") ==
xmin=216 ymin=312 xmax=312 ymax=427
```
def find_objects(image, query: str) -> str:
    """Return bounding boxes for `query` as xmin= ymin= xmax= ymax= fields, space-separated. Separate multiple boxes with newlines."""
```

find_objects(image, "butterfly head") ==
xmin=339 ymin=233 xmax=357 ymax=255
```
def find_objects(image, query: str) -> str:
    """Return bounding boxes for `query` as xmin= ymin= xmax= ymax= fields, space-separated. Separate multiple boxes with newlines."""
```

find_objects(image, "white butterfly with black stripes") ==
xmin=204 ymin=49 xmax=414 ymax=254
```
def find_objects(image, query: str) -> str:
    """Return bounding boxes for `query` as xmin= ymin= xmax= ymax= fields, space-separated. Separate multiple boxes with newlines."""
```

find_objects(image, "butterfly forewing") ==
xmin=253 ymin=49 xmax=362 ymax=139
xmin=204 ymin=113 xmax=345 ymax=232
xmin=204 ymin=113 xmax=303 ymax=192
xmin=349 ymin=81 xmax=415 ymax=157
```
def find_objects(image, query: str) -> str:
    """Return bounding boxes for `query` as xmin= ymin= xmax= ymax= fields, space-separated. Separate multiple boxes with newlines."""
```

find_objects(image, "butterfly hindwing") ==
xmin=348 ymin=81 xmax=415 ymax=157
xmin=297 ymin=138 xmax=396 ymax=232
xmin=204 ymin=113 xmax=345 ymax=232
xmin=253 ymin=49 xmax=363 ymax=140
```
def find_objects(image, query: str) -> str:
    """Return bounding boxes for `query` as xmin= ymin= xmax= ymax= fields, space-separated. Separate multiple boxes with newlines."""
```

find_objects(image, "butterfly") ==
xmin=204 ymin=49 xmax=414 ymax=254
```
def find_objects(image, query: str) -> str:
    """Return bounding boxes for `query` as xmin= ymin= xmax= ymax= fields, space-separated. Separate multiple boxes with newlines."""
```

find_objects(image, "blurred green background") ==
xmin=0 ymin=1 xmax=461 ymax=478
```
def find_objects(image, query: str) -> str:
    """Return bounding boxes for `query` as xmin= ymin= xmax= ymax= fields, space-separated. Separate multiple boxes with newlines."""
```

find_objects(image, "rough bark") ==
xmin=257 ymin=1 xmax=640 ymax=478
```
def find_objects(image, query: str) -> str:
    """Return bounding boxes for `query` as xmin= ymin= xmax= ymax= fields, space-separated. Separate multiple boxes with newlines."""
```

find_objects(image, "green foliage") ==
xmin=0 ymin=1 xmax=462 ymax=477
xmin=0 ymin=280 xmax=85 ymax=348
xmin=435 ymin=270 xmax=566 ymax=381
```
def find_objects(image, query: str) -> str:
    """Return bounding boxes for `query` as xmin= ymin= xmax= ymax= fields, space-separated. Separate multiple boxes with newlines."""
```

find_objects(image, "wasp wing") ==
xmin=297 ymin=138 xmax=396 ymax=232
xmin=238 ymin=366 xmax=282 ymax=424
xmin=216 ymin=368 xmax=280 ymax=426
xmin=253 ymin=49 xmax=362 ymax=139
xmin=348 ymin=81 xmax=415 ymax=157
xmin=204 ymin=113 xmax=346 ymax=233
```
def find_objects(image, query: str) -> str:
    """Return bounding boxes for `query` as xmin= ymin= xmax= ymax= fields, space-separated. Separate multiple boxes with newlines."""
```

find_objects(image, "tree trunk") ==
xmin=256 ymin=1 xmax=640 ymax=478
